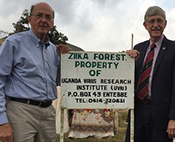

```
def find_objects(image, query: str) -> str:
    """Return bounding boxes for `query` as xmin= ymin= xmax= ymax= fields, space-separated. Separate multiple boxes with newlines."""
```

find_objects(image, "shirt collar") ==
xmin=28 ymin=29 xmax=50 ymax=48
xmin=149 ymin=35 xmax=164 ymax=48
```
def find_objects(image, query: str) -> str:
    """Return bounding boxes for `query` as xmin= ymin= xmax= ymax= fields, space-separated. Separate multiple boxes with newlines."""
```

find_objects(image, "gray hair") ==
xmin=144 ymin=6 xmax=166 ymax=22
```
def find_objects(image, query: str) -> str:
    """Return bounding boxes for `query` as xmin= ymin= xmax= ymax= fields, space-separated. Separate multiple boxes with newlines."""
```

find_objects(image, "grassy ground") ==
xmin=56 ymin=109 xmax=128 ymax=142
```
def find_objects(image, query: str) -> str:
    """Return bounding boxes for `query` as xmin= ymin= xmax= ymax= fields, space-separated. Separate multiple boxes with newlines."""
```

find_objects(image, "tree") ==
xmin=12 ymin=9 xmax=30 ymax=33
xmin=12 ymin=9 xmax=68 ymax=45
xmin=48 ymin=25 xmax=68 ymax=45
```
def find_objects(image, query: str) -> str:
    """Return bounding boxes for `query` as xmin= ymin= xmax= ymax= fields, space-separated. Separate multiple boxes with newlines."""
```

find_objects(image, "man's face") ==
xmin=143 ymin=15 xmax=167 ymax=42
xmin=28 ymin=3 xmax=54 ymax=40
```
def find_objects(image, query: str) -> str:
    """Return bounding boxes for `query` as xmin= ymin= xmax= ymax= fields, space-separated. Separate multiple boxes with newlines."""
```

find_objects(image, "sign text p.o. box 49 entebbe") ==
xmin=61 ymin=51 xmax=135 ymax=109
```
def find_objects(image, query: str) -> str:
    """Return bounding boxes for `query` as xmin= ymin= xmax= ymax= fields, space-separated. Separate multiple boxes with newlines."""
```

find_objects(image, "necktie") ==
xmin=138 ymin=43 xmax=156 ymax=100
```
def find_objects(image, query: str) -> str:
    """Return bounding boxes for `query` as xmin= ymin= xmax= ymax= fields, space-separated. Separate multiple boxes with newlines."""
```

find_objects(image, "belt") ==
xmin=8 ymin=97 xmax=52 ymax=108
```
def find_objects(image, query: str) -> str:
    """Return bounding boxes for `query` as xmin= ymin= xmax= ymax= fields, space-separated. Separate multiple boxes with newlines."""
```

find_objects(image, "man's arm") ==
xmin=0 ymin=39 xmax=14 ymax=142
xmin=126 ymin=49 xmax=140 ymax=60
xmin=166 ymin=48 xmax=175 ymax=139
xmin=56 ymin=44 xmax=72 ymax=57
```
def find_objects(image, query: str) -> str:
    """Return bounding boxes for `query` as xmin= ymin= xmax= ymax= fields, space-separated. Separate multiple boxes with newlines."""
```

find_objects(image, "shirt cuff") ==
xmin=0 ymin=112 xmax=8 ymax=125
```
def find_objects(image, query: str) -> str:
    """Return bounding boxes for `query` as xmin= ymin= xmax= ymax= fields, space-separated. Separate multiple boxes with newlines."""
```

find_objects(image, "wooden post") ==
xmin=130 ymin=33 xmax=134 ymax=142
xmin=60 ymin=97 xmax=64 ymax=142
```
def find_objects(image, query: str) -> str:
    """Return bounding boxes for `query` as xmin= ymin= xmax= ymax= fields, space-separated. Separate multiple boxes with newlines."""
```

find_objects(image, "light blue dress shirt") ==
xmin=0 ymin=29 xmax=60 ymax=125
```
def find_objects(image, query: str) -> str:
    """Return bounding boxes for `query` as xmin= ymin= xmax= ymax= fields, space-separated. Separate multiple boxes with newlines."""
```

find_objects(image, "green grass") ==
xmin=56 ymin=110 xmax=128 ymax=142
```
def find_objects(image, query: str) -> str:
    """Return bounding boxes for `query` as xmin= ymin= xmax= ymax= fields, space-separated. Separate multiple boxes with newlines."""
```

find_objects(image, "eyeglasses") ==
xmin=31 ymin=13 xmax=53 ymax=21
xmin=146 ymin=18 xmax=165 ymax=25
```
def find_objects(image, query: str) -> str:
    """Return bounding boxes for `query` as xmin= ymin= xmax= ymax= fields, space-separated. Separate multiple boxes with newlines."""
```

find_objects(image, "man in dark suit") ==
xmin=125 ymin=6 xmax=175 ymax=142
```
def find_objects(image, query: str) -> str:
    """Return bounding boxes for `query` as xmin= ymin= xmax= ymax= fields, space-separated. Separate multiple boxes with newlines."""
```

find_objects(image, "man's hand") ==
xmin=126 ymin=49 xmax=140 ymax=61
xmin=167 ymin=119 xmax=175 ymax=139
xmin=0 ymin=123 xmax=13 ymax=142
xmin=56 ymin=44 xmax=72 ymax=57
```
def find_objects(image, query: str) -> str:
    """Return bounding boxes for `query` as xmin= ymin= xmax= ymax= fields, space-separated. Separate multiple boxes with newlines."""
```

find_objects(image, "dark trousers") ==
xmin=125 ymin=102 xmax=172 ymax=142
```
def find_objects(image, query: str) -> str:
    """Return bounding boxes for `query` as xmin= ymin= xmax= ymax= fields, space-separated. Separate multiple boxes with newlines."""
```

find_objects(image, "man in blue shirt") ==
xmin=0 ymin=2 xmax=70 ymax=142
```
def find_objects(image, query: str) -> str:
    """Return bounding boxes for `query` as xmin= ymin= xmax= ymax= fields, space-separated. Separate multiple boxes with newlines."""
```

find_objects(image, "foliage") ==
xmin=48 ymin=25 xmax=68 ymax=45
xmin=12 ymin=9 xmax=68 ymax=45
xmin=12 ymin=9 xmax=30 ymax=32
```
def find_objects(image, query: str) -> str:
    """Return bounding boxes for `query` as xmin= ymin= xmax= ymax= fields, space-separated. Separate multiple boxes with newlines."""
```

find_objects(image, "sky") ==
xmin=0 ymin=0 xmax=175 ymax=52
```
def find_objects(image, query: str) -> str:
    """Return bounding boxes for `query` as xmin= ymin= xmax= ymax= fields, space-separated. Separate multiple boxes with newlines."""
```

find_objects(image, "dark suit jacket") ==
xmin=134 ymin=36 xmax=175 ymax=130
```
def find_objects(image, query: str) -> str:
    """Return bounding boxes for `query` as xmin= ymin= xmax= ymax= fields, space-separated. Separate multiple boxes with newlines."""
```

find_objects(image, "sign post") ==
xmin=130 ymin=34 xmax=134 ymax=142
xmin=60 ymin=51 xmax=135 ymax=141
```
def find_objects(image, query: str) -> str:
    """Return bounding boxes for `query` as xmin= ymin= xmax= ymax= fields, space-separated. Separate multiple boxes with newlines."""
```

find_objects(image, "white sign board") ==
xmin=61 ymin=51 xmax=134 ymax=109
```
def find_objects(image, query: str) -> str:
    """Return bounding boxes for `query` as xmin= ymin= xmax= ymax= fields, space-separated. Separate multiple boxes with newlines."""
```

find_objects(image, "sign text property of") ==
xmin=61 ymin=51 xmax=134 ymax=109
